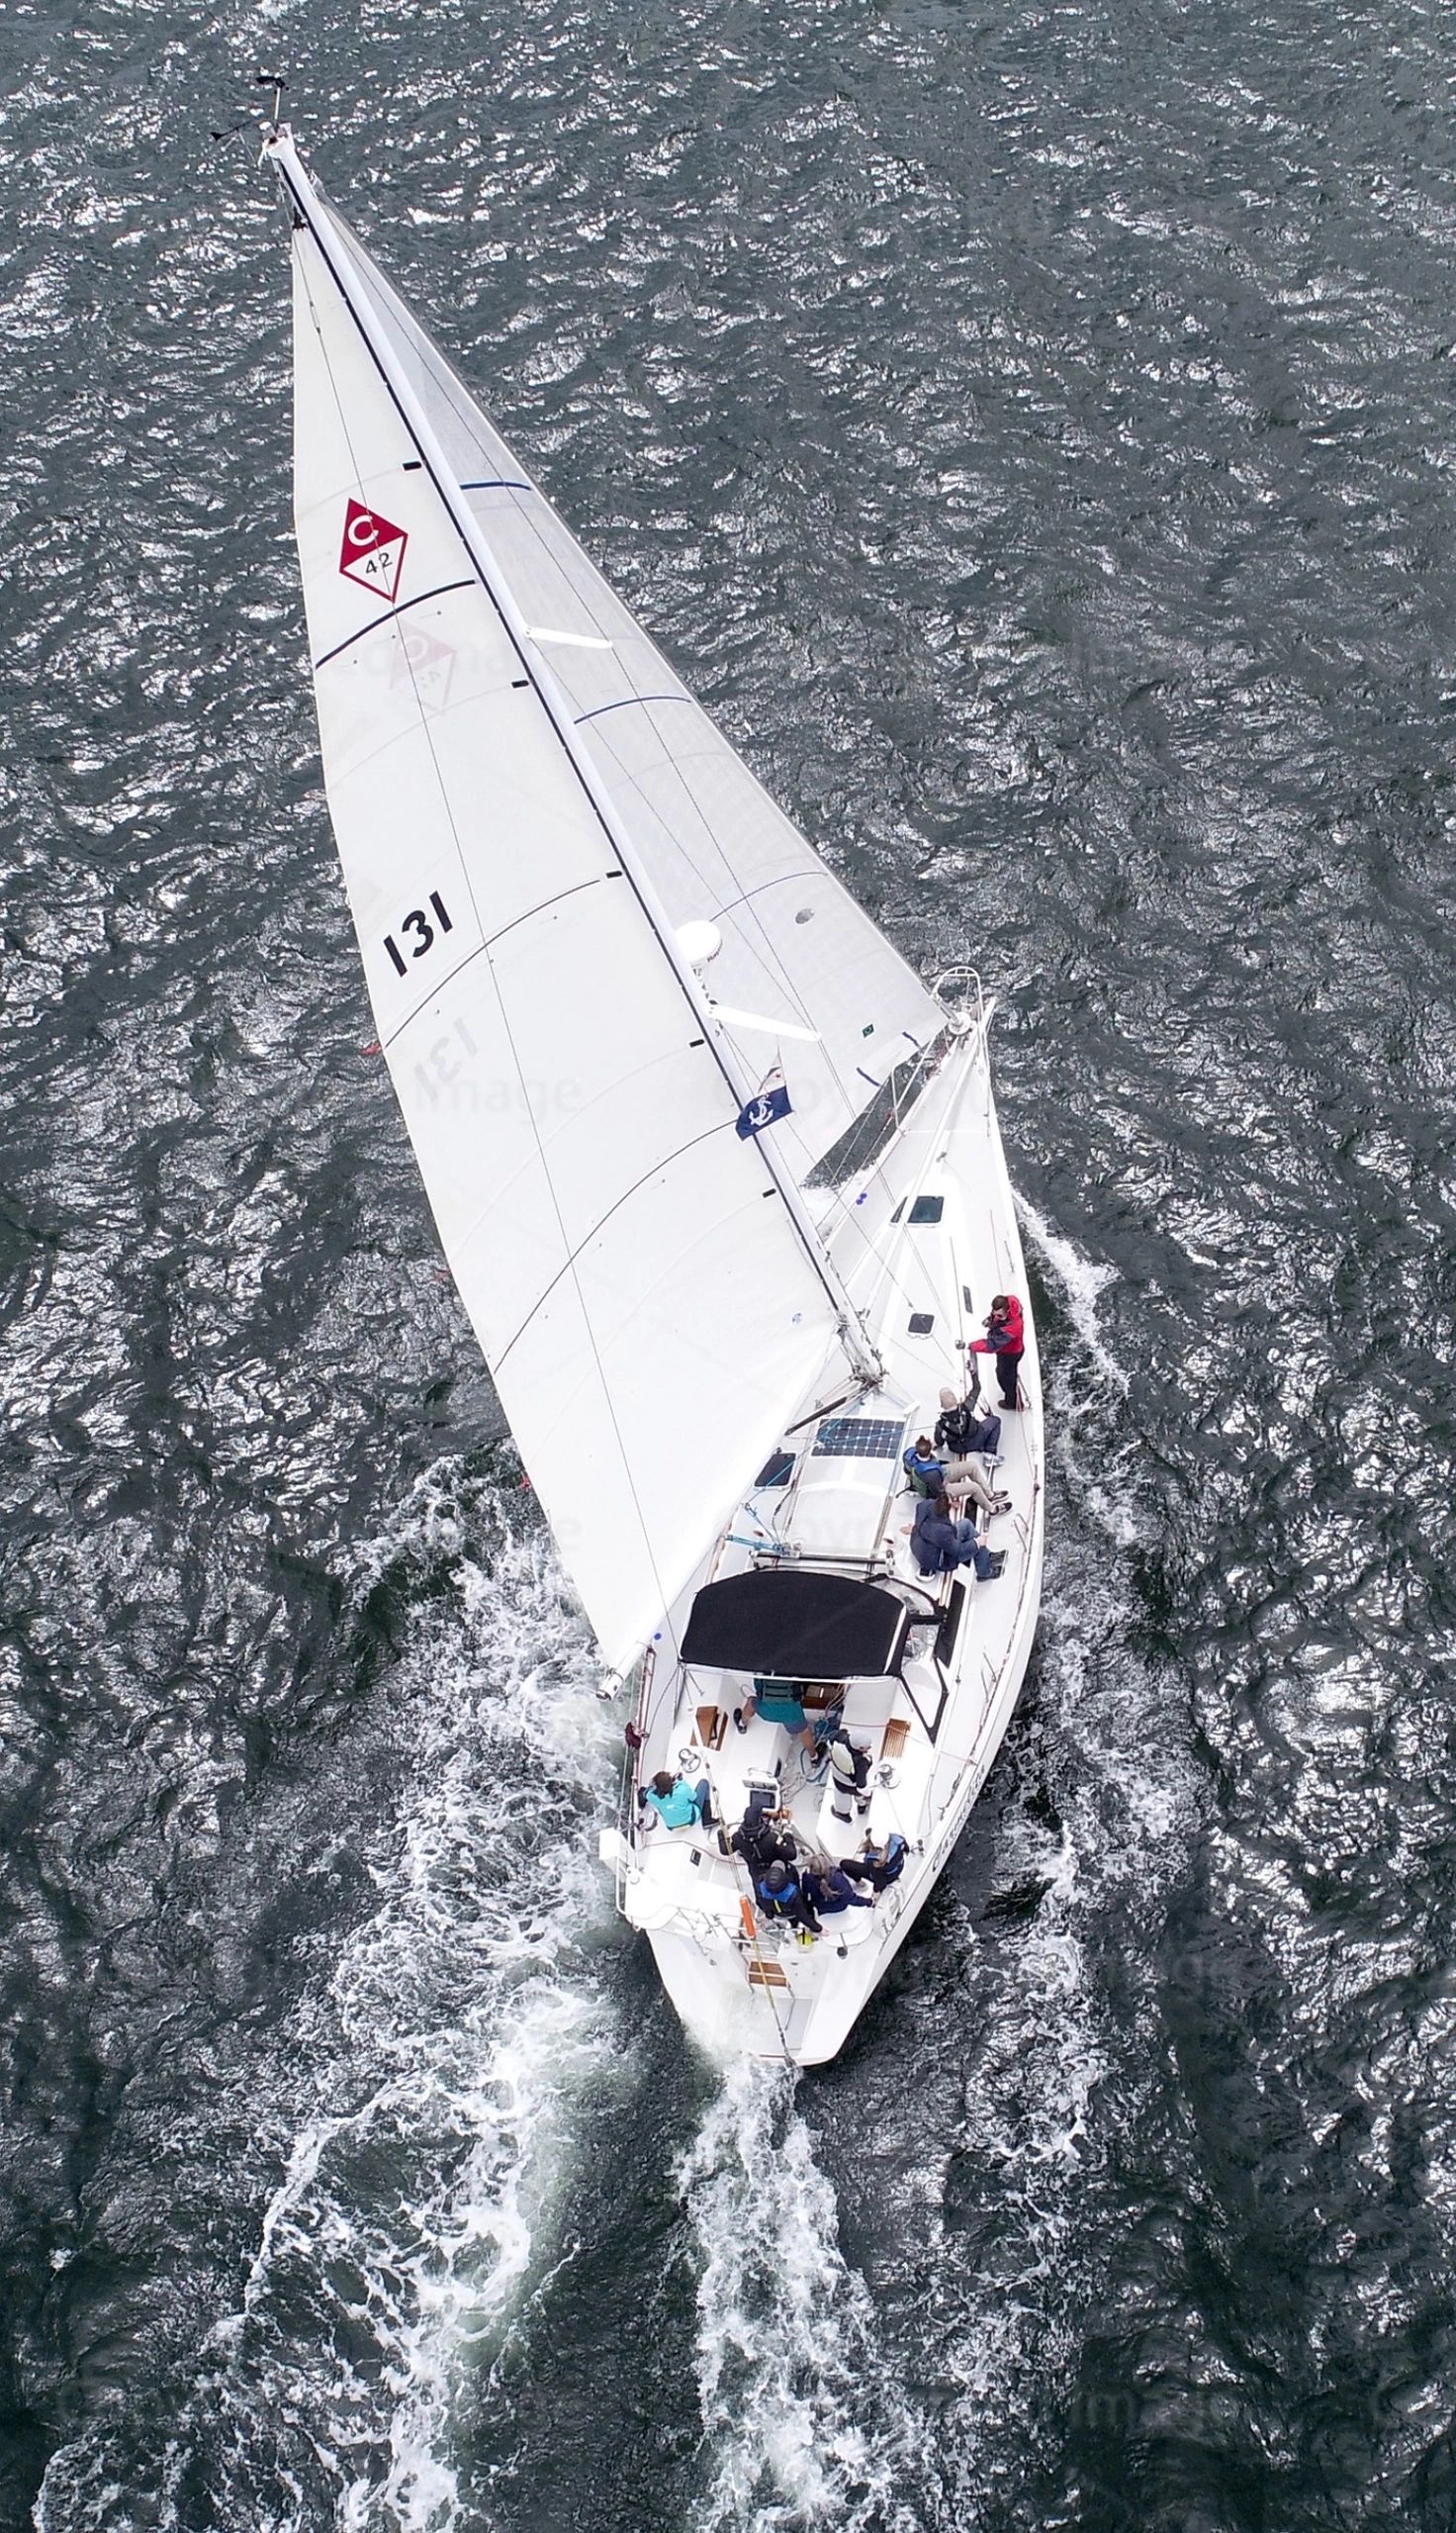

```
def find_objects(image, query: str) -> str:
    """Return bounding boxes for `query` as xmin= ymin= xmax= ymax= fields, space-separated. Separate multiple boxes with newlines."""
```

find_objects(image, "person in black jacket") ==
xmin=731 ymin=1812 xmax=796 ymax=1877
xmin=936 ymin=1384 xmax=1003 ymax=1461
xmin=756 ymin=1859 xmax=821 ymax=1936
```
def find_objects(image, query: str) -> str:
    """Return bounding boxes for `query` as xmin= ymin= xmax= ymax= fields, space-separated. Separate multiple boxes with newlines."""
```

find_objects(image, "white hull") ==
xmin=607 ymin=1013 xmax=1044 ymax=2066
xmin=646 ymin=1535 xmax=1041 ymax=2064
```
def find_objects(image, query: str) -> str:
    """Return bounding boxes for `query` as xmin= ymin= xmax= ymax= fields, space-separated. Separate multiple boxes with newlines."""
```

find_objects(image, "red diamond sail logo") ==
xmin=338 ymin=497 xmax=408 ymax=604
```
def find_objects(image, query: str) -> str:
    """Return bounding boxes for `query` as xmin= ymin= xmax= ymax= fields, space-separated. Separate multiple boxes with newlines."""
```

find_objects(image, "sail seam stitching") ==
xmin=380 ymin=876 xmax=611 ymax=1050
xmin=490 ymin=1119 xmax=729 ymax=1376
xmin=574 ymin=692 xmax=689 ymax=726
xmin=296 ymin=251 xmax=491 ymax=961
xmin=313 ymin=579 xmax=474 ymax=670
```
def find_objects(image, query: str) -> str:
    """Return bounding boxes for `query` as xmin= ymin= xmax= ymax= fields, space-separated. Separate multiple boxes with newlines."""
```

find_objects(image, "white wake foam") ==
xmin=36 ymin=1460 xmax=627 ymax=2533
xmin=680 ymin=2060 xmax=924 ymax=2533
xmin=1015 ymin=1192 xmax=1152 ymax=1548
xmin=248 ymin=1471 xmax=625 ymax=2533
xmin=1016 ymin=1191 xmax=1125 ymax=1392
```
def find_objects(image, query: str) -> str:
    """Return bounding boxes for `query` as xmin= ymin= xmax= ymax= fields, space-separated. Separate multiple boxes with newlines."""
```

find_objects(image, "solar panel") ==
xmin=811 ymin=1417 xmax=904 ymax=1460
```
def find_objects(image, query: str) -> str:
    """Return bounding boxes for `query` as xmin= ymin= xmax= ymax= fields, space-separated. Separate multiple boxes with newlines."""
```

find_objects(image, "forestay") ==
xmin=309 ymin=189 xmax=947 ymax=1188
xmin=272 ymin=135 xmax=857 ymax=1671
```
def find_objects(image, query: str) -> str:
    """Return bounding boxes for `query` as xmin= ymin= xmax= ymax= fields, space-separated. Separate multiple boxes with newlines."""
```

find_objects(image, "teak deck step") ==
xmin=880 ymin=1718 xmax=911 ymax=1762
xmin=746 ymin=1959 xmax=790 ymax=1990
xmin=695 ymin=1704 xmax=728 ymax=1750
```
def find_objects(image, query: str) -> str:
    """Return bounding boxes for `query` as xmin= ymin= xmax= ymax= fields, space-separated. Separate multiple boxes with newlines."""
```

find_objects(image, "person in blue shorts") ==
xmin=733 ymin=1679 xmax=816 ymax=1750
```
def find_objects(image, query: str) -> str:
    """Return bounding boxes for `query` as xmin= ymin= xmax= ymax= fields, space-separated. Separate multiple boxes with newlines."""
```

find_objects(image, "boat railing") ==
xmin=933 ymin=962 xmax=986 ymax=1035
xmin=613 ymin=1744 xmax=643 ymax=1902
xmin=803 ymin=1032 xmax=951 ymax=1191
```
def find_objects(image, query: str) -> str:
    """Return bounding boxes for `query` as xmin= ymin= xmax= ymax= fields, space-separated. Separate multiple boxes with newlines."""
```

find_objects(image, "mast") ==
xmin=262 ymin=124 xmax=883 ymax=1394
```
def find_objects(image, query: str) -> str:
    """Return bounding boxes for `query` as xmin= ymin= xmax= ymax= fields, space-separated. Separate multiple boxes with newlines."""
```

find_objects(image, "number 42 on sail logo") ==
xmin=339 ymin=497 xmax=408 ymax=603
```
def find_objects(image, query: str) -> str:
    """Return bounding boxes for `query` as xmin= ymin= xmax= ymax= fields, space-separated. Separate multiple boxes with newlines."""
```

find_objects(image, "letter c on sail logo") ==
xmin=339 ymin=496 xmax=408 ymax=603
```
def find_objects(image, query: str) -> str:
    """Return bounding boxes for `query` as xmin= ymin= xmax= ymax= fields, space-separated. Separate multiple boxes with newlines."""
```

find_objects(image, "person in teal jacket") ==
xmin=639 ymin=1770 xmax=711 ymax=1829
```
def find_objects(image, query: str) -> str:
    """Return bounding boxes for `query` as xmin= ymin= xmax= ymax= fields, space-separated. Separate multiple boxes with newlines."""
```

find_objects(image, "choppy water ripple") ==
xmin=4 ymin=0 xmax=1456 ymax=2528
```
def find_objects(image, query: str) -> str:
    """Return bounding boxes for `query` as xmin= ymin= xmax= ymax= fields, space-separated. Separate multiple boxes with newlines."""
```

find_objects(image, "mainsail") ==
xmin=312 ymin=195 xmax=947 ymax=1187
xmin=267 ymin=131 xmax=936 ymax=1670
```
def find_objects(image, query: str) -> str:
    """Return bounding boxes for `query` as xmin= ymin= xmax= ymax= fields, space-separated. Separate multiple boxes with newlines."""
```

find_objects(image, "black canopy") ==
xmin=682 ymin=1569 xmax=910 ymax=1681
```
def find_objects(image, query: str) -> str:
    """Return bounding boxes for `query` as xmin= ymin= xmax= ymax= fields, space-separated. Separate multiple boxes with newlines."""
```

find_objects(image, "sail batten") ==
xmin=270 ymin=130 xmax=884 ymax=1667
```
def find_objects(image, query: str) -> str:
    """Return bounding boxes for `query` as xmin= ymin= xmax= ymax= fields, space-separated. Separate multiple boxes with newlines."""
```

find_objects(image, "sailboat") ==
xmin=263 ymin=125 xmax=1044 ymax=2067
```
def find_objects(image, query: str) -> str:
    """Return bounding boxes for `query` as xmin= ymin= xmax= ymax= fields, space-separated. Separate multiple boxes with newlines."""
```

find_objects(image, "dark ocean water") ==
xmin=4 ymin=2 xmax=1456 ymax=2528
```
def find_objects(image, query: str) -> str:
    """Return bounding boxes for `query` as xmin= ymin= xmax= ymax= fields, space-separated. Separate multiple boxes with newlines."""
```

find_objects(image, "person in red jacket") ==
xmin=968 ymin=1292 xmax=1025 ymax=1409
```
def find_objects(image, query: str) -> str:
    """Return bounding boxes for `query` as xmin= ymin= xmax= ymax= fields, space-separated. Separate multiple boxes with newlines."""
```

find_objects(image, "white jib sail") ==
xmin=305 ymin=191 xmax=949 ymax=1189
xmin=272 ymin=135 xmax=862 ymax=1672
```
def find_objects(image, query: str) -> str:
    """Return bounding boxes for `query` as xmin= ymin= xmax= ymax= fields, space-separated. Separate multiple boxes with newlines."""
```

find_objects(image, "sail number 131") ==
xmin=384 ymin=891 xmax=453 ymax=976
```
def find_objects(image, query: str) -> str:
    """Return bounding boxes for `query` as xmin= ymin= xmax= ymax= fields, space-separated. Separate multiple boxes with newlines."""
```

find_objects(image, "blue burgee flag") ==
xmin=735 ymin=1067 xmax=792 ymax=1140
